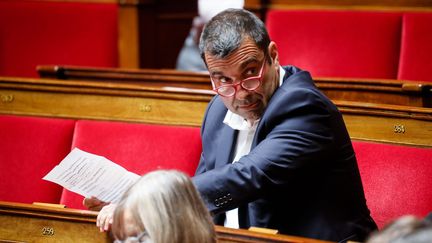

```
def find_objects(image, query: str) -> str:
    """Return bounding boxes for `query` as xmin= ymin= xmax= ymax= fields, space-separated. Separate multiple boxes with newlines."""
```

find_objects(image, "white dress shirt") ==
xmin=223 ymin=66 xmax=285 ymax=228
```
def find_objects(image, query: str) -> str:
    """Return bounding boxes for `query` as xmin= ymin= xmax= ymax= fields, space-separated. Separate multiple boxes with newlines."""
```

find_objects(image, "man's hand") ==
xmin=83 ymin=196 xmax=109 ymax=211
xmin=96 ymin=203 xmax=117 ymax=232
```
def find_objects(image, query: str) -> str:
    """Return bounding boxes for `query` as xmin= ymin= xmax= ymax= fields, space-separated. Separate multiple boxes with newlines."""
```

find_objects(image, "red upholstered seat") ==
xmin=0 ymin=115 xmax=75 ymax=204
xmin=266 ymin=10 xmax=402 ymax=79
xmin=398 ymin=13 xmax=432 ymax=82
xmin=0 ymin=0 xmax=118 ymax=77
xmin=61 ymin=120 xmax=202 ymax=209
xmin=353 ymin=141 xmax=432 ymax=228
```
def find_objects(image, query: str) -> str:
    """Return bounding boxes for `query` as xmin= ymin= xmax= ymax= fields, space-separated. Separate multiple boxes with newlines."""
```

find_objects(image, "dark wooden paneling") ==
xmin=129 ymin=0 xmax=197 ymax=69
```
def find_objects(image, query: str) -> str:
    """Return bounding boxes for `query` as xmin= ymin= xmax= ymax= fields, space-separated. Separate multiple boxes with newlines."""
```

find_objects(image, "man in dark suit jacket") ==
xmin=90 ymin=8 xmax=377 ymax=242
xmin=192 ymin=8 xmax=377 ymax=242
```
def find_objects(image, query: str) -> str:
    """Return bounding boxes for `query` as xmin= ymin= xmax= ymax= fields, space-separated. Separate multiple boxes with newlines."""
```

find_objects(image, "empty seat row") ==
xmin=1 ymin=2 xmax=431 ymax=82
xmin=266 ymin=10 xmax=432 ymax=82
xmin=0 ymin=115 xmax=201 ymax=209
xmin=0 ymin=0 xmax=118 ymax=77
xmin=1 ymin=114 xmax=432 ymax=228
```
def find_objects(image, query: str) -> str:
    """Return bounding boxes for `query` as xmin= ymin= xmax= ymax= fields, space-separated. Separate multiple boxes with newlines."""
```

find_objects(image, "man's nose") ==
xmin=234 ymin=84 xmax=251 ymax=100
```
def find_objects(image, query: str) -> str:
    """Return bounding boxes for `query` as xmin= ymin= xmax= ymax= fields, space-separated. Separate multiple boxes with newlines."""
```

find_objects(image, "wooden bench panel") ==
xmin=0 ymin=201 xmax=334 ymax=243
xmin=37 ymin=65 xmax=432 ymax=108
xmin=0 ymin=77 xmax=210 ymax=126
xmin=316 ymin=77 xmax=432 ymax=107
xmin=0 ymin=201 xmax=109 ymax=243
xmin=337 ymin=101 xmax=432 ymax=146
xmin=2 ymin=76 xmax=432 ymax=146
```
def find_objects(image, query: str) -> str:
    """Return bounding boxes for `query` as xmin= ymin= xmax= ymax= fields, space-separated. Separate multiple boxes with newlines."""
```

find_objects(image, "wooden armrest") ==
xmin=33 ymin=202 xmax=66 ymax=208
xmin=248 ymin=226 xmax=278 ymax=234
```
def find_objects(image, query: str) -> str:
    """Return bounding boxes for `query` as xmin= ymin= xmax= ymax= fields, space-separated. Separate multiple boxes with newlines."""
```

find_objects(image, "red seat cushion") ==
xmin=0 ymin=115 xmax=75 ymax=204
xmin=61 ymin=120 xmax=202 ymax=209
xmin=397 ymin=13 xmax=432 ymax=82
xmin=0 ymin=0 xmax=118 ymax=77
xmin=266 ymin=10 xmax=402 ymax=79
xmin=353 ymin=141 xmax=432 ymax=228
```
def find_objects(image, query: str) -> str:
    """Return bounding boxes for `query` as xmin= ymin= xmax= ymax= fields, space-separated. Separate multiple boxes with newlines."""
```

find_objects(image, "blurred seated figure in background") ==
xmin=175 ymin=0 xmax=244 ymax=72
xmin=366 ymin=215 xmax=432 ymax=243
xmin=107 ymin=170 xmax=216 ymax=243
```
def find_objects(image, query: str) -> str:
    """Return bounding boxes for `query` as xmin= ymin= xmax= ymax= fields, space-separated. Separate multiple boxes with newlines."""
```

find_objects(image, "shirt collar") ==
xmin=279 ymin=65 xmax=285 ymax=86
xmin=223 ymin=66 xmax=285 ymax=131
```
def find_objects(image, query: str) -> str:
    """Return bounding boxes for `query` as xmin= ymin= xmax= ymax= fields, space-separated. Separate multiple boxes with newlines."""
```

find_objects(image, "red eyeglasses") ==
xmin=210 ymin=60 xmax=266 ymax=97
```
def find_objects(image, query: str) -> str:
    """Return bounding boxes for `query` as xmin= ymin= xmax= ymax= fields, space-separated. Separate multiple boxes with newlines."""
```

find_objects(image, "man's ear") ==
xmin=268 ymin=41 xmax=279 ymax=67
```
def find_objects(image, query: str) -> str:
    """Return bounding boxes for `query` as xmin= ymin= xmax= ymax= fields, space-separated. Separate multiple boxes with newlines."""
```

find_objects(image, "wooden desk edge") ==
xmin=0 ymin=201 xmax=335 ymax=243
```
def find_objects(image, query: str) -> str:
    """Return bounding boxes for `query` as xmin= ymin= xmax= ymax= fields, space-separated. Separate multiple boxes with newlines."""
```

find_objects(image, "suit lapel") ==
xmin=215 ymin=124 xmax=237 ymax=168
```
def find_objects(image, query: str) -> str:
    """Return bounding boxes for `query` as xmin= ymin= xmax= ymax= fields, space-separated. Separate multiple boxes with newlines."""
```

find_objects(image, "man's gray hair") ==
xmin=199 ymin=8 xmax=270 ymax=63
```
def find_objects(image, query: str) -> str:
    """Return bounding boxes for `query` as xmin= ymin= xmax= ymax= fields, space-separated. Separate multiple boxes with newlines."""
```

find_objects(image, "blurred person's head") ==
xmin=198 ymin=0 xmax=244 ymax=23
xmin=112 ymin=170 xmax=216 ymax=243
xmin=366 ymin=215 xmax=432 ymax=243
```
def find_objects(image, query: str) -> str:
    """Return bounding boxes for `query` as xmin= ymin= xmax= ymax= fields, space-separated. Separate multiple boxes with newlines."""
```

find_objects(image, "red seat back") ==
xmin=353 ymin=141 xmax=432 ymax=228
xmin=61 ymin=120 xmax=202 ymax=209
xmin=266 ymin=10 xmax=402 ymax=79
xmin=398 ymin=13 xmax=432 ymax=82
xmin=0 ymin=115 xmax=75 ymax=204
xmin=0 ymin=0 xmax=118 ymax=77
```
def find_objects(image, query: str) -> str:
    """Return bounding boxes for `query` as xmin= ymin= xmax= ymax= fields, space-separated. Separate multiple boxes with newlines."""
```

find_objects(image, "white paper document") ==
xmin=43 ymin=148 xmax=140 ymax=203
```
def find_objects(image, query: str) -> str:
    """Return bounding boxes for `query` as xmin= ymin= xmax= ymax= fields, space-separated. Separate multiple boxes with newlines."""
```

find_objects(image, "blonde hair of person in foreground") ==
xmin=366 ymin=215 xmax=432 ymax=243
xmin=111 ymin=170 xmax=216 ymax=243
